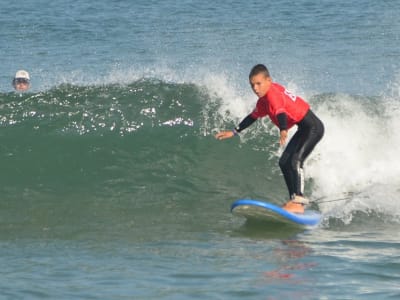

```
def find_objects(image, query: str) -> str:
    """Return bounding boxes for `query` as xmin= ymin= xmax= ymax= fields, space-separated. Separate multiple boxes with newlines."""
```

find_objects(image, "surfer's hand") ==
xmin=279 ymin=130 xmax=288 ymax=146
xmin=215 ymin=131 xmax=235 ymax=140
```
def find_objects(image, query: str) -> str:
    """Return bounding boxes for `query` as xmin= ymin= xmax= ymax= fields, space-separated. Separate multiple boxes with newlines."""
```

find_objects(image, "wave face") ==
xmin=1 ymin=80 xmax=400 ymax=240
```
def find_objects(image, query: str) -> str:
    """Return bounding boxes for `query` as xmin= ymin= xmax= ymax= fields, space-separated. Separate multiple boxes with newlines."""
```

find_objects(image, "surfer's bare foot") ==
xmin=282 ymin=200 xmax=305 ymax=214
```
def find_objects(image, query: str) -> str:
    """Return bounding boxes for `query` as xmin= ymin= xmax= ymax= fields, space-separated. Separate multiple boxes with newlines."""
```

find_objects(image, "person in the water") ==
xmin=12 ymin=70 xmax=31 ymax=92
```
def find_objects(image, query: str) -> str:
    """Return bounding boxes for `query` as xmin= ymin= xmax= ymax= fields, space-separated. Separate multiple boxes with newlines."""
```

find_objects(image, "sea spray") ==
xmin=308 ymin=92 xmax=400 ymax=222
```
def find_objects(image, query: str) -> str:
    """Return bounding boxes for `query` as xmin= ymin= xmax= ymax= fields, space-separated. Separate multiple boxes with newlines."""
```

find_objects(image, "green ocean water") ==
xmin=0 ymin=81 xmax=282 ymax=241
xmin=0 ymin=81 xmax=400 ymax=299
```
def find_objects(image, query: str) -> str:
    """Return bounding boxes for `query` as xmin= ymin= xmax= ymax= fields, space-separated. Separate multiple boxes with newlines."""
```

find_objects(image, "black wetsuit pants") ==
xmin=278 ymin=109 xmax=324 ymax=199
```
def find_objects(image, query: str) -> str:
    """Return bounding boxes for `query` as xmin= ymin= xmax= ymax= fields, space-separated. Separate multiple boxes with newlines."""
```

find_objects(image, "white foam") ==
xmin=307 ymin=92 xmax=400 ymax=221
xmin=197 ymin=71 xmax=400 ymax=221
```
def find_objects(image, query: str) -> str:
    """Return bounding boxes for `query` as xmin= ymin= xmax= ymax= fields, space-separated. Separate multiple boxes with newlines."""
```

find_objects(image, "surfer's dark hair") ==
xmin=249 ymin=64 xmax=270 ymax=79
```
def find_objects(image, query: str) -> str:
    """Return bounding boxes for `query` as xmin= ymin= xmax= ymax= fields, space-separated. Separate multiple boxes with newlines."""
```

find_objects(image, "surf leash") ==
xmin=311 ymin=191 xmax=366 ymax=204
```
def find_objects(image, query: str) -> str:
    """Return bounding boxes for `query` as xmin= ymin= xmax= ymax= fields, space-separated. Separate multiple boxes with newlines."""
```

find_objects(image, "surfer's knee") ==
xmin=290 ymin=154 xmax=302 ymax=172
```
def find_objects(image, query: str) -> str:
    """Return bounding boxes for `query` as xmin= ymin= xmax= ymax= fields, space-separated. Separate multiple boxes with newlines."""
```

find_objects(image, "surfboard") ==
xmin=231 ymin=199 xmax=322 ymax=227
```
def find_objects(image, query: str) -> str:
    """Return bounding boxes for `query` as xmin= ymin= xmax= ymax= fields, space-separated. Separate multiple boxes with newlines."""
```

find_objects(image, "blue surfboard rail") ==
xmin=231 ymin=199 xmax=321 ymax=226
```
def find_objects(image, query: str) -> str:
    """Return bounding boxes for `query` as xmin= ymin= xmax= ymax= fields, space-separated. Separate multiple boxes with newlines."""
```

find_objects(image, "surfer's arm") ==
xmin=277 ymin=113 xmax=288 ymax=146
xmin=235 ymin=114 xmax=257 ymax=133
xmin=215 ymin=114 xmax=256 ymax=140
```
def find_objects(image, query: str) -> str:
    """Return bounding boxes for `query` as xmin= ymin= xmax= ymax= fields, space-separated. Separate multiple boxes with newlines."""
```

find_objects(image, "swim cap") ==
xmin=14 ymin=70 xmax=30 ymax=80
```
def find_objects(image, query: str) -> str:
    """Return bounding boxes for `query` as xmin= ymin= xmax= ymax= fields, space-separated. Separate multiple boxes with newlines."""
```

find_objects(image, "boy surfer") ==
xmin=215 ymin=64 xmax=324 ymax=213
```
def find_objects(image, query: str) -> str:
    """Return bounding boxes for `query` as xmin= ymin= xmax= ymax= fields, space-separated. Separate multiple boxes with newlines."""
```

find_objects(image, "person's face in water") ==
xmin=13 ymin=78 xmax=30 ymax=91
xmin=249 ymin=73 xmax=271 ymax=98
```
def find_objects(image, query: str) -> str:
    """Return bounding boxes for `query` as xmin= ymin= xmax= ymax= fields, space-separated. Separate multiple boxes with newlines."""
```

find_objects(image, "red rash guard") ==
xmin=251 ymin=83 xmax=310 ymax=129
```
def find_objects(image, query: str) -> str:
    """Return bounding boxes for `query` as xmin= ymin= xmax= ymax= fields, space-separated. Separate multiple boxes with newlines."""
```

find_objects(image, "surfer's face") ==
xmin=249 ymin=73 xmax=271 ymax=98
